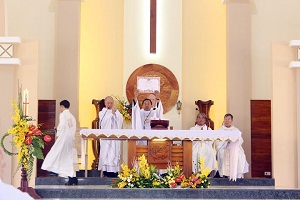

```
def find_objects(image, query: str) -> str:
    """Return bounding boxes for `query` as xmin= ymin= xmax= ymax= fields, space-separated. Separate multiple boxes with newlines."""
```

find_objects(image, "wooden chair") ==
xmin=195 ymin=100 xmax=214 ymax=130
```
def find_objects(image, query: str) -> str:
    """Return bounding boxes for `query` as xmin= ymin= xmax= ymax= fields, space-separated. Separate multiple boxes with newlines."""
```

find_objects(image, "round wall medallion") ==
xmin=126 ymin=63 xmax=179 ymax=114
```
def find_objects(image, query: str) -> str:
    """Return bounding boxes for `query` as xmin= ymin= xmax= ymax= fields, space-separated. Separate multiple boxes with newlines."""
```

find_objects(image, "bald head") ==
xmin=148 ymin=93 xmax=157 ymax=107
xmin=104 ymin=96 xmax=114 ymax=109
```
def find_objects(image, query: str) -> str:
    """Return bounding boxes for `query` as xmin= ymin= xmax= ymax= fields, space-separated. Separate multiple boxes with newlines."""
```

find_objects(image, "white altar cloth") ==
xmin=80 ymin=129 xmax=241 ymax=180
xmin=80 ymin=129 xmax=241 ymax=141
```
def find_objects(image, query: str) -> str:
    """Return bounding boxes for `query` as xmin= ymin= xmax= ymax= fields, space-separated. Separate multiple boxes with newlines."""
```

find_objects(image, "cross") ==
xmin=150 ymin=0 xmax=156 ymax=53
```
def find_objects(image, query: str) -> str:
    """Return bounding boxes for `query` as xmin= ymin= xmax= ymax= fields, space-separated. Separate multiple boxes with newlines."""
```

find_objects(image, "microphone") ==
xmin=99 ymin=108 xmax=108 ymax=129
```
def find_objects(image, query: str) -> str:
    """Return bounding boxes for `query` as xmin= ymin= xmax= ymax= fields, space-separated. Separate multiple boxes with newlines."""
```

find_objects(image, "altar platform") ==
xmin=34 ymin=176 xmax=300 ymax=199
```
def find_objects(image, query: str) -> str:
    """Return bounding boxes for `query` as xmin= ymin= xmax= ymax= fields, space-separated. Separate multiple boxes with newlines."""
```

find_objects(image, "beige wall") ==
xmin=272 ymin=42 xmax=297 ymax=188
xmin=226 ymin=0 xmax=252 ymax=178
xmin=79 ymin=0 xmax=124 ymax=129
xmin=182 ymin=0 xmax=227 ymax=130
xmin=55 ymin=0 xmax=80 ymax=125
xmin=0 ymin=65 xmax=14 ymax=184
xmin=0 ymin=0 xmax=4 ymax=35
xmin=252 ymin=0 xmax=300 ymax=188
xmin=5 ymin=0 xmax=56 ymax=100
xmin=251 ymin=0 xmax=300 ymax=99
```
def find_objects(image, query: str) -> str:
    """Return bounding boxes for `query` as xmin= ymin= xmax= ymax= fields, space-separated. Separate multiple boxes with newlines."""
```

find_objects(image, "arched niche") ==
xmin=126 ymin=64 xmax=179 ymax=114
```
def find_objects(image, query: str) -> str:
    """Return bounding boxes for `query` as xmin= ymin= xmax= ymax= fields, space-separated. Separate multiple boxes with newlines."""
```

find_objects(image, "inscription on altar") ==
xmin=148 ymin=140 xmax=171 ymax=164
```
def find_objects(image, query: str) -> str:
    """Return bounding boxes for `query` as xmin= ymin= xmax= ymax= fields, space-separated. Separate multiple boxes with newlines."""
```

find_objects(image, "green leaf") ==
xmin=33 ymin=147 xmax=44 ymax=159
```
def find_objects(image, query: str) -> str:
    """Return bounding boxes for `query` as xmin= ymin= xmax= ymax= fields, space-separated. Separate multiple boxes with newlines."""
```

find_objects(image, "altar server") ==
xmin=98 ymin=96 xmax=123 ymax=177
xmin=216 ymin=113 xmax=249 ymax=178
xmin=42 ymin=100 xmax=78 ymax=185
xmin=190 ymin=113 xmax=216 ymax=175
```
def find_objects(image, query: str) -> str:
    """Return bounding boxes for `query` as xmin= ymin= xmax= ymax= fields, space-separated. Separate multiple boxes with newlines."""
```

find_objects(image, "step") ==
xmin=35 ymin=177 xmax=275 ymax=187
xmin=35 ymin=177 xmax=113 ymax=186
xmin=34 ymin=185 xmax=300 ymax=199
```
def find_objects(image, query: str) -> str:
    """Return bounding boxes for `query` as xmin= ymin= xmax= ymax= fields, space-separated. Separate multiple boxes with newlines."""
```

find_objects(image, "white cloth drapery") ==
xmin=80 ymin=129 xmax=241 ymax=180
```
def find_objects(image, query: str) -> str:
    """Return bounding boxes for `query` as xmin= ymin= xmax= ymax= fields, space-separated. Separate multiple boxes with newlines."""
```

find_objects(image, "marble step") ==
xmin=35 ymin=177 xmax=275 ymax=187
xmin=34 ymin=185 xmax=300 ymax=199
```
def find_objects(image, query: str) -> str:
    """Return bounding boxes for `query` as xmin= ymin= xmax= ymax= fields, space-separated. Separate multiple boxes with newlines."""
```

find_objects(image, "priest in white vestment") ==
xmin=132 ymin=91 xmax=164 ymax=145
xmin=147 ymin=91 xmax=163 ymax=119
xmin=190 ymin=113 xmax=216 ymax=175
xmin=216 ymin=113 xmax=249 ymax=178
xmin=98 ymin=96 xmax=123 ymax=177
xmin=42 ymin=100 xmax=78 ymax=185
xmin=132 ymin=90 xmax=164 ymax=129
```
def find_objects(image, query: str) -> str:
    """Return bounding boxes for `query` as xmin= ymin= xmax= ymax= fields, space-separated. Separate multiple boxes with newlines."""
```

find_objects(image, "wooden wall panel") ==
xmin=37 ymin=100 xmax=56 ymax=177
xmin=251 ymin=100 xmax=272 ymax=178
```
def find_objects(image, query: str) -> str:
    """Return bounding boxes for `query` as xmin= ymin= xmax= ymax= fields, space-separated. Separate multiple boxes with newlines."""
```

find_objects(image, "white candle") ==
xmin=24 ymin=89 xmax=29 ymax=103
xmin=23 ymin=89 xmax=29 ymax=116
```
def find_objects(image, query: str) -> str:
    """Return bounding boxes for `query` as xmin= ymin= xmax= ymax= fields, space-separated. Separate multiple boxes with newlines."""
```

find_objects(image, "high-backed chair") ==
xmin=195 ymin=100 xmax=214 ymax=130
xmin=91 ymin=99 xmax=105 ymax=169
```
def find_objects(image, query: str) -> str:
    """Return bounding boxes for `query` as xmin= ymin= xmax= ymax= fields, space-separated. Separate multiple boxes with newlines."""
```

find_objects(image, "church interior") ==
xmin=1 ymin=0 xmax=300 ymax=199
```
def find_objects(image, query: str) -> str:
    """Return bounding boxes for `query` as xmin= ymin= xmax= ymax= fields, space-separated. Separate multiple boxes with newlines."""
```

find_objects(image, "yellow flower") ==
xmin=118 ymin=181 xmax=127 ymax=188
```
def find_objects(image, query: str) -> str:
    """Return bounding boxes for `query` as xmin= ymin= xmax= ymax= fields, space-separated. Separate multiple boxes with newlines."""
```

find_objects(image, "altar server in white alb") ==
xmin=98 ymin=96 xmax=123 ymax=177
xmin=190 ymin=113 xmax=216 ymax=175
xmin=42 ymin=100 xmax=78 ymax=185
xmin=216 ymin=113 xmax=249 ymax=178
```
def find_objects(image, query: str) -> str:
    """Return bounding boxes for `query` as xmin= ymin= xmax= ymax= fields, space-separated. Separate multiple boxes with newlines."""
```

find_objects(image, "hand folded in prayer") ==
xmin=112 ymin=104 xmax=117 ymax=114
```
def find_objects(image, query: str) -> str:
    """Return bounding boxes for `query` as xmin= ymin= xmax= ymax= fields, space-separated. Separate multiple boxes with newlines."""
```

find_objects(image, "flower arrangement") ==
xmin=186 ymin=157 xmax=211 ymax=188
xmin=116 ymin=155 xmax=211 ymax=189
xmin=0 ymin=86 xmax=51 ymax=180
xmin=162 ymin=161 xmax=186 ymax=188
xmin=117 ymin=155 xmax=162 ymax=188
xmin=114 ymin=96 xmax=132 ymax=123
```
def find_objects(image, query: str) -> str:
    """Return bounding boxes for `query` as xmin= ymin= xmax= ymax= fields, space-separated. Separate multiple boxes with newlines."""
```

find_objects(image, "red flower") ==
xmin=44 ymin=135 xmax=52 ymax=142
xmin=25 ymin=133 xmax=32 ymax=137
xmin=33 ymin=129 xmax=42 ymax=136
xmin=178 ymin=174 xmax=185 ymax=180
xmin=28 ymin=125 xmax=36 ymax=131
xmin=170 ymin=182 xmax=177 ymax=188
xmin=175 ymin=178 xmax=182 ymax=183
xmin=25 ymin=137 xmax=32 ymax=145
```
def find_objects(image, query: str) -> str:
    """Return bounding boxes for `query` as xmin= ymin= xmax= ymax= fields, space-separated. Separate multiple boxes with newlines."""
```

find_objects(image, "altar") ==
xmin=80 ymin=129 xmax=242 ymax=180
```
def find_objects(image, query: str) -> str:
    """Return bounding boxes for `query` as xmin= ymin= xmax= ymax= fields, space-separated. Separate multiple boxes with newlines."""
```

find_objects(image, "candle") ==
xmin=24 ymin=89 xmax=29 ymax=103
xmin=23 ymin=89 xmax=29 ymax=116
